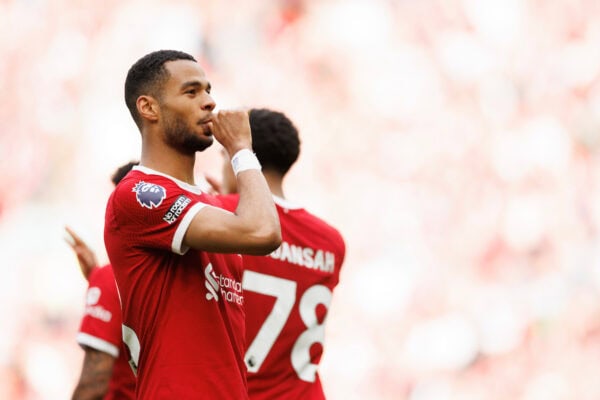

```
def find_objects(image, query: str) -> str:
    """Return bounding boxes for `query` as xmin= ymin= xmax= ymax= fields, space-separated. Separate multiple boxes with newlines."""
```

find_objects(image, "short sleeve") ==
xmin=77 ymin=266 xmax=122 ymax=357
xmin=111 ymin=176 xmax=208 ymax=255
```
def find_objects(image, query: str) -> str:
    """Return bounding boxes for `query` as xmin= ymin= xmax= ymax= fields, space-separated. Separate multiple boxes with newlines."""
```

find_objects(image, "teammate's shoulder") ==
xmin=301 ymin=208 xmax=344 ymax=237
xmin=87 ymin=264 xmax=117 ymax=289
xmin=91 ymin=263 xmax=115 ymax=278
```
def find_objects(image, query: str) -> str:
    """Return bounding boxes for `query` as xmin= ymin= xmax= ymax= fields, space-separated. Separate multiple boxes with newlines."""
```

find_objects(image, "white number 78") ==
xmin=243 ymin=270 xmax=332 ymax=382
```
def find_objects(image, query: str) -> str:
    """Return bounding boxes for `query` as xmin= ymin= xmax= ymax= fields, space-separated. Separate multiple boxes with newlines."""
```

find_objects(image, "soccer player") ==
xmin=67 ymin=161 xmax=138 ymax=400
xmin=215 ymin=109 xmax=346 ymax=399
xmin=104 ymin=50 xmax=281 ymax=399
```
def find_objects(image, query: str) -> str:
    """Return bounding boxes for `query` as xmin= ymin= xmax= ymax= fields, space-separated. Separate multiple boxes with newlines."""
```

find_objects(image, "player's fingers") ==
xmin=65 ymin=225 xmax=83 ymax=244
xmin=64 ymin=235 xmax=75 ymax=247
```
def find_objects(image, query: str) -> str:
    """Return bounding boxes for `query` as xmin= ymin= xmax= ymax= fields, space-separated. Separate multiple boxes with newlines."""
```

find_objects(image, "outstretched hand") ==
xmin=64 ymin=226 xmax=98 ymax=281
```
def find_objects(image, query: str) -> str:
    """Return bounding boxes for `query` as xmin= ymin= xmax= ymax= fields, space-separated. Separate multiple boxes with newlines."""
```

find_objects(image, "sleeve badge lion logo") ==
xmin=132 ymin=181 xmax=167 ymax=209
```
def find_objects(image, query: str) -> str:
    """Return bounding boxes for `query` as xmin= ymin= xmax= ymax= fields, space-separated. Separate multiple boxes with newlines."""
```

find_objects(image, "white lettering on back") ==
xmin=269 ymin=241 xmax=335 ymax=274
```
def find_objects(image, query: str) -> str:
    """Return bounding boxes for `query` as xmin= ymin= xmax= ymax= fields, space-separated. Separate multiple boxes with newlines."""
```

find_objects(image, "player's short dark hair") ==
xmin=111 ymin=161 xmax=139 ymax=186
xmin=124 ymin=50 xmax=196 ymax=128
xmin=249 ymin=108 xmax=300 ymax=176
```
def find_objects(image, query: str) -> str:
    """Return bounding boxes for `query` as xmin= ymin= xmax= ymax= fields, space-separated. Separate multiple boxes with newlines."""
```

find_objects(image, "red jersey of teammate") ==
xmin=77 ymin=265 xmax=136 ymax=399
xmin=104 ymin=166 xmax=247 ymax=400
xmin=220 ymin=194 xmax=346 ymax=400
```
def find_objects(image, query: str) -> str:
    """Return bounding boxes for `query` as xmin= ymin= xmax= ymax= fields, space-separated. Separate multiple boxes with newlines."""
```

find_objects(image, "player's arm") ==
xmin=71 ymin=346 xmax=115 ymax=400
xmin=184 ymin=110 xmax=281 ymax=255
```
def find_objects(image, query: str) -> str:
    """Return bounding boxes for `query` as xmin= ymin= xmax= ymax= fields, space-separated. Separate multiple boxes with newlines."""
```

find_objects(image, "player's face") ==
xmin=159 ymin=60 xmax=216 ymax=154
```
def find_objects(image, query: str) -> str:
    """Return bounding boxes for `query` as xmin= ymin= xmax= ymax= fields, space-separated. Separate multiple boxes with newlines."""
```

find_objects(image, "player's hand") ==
xmin=211 ymin=110 xmax=252 ymax=157
xmin=64 ymin=226 xmax=98 ymax=281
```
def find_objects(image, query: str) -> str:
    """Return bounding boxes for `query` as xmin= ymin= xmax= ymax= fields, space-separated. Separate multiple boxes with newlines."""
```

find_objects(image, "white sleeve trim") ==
xmin=171 ymin=202 xmax=207 ymax=255
xmin=76 ymin=332 xmax=119 ymax=358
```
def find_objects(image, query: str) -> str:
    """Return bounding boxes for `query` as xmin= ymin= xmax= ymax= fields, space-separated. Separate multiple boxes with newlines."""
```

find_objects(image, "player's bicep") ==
xmin=183 ymin=205 xmax=276 ymax=255
xmin=72 ymin=347 xmax=114 ymax=400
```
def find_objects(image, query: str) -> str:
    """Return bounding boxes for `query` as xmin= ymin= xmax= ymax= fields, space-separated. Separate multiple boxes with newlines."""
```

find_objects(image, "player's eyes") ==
xmin=185 ymin=86 xmax=210 ymax=96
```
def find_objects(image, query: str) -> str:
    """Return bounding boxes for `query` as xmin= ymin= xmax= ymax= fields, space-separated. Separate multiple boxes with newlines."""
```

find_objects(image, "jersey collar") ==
xmin=273 ymin=195 xmax=303 ymax=210
xmin=133 ymin=165 xmax=204 ymax=195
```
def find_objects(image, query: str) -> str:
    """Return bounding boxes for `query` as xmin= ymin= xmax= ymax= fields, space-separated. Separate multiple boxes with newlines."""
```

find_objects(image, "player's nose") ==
xmin=201 ymin=94 xmax=216 ymax=112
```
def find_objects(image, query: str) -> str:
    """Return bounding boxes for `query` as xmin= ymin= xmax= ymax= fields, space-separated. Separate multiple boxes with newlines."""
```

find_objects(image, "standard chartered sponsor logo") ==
xmin=204 ymin=263 xmax=244 ymax=305
xmin=204 ymin=264 xmax=220 ymax=301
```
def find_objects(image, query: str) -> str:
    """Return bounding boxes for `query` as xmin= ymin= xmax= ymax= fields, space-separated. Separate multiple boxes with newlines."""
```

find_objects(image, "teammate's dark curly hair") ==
xmin=124 ymin=50 xmax=196 ymax=128
xmin=249 ymin=108 xmax=300 ymax=175
xmin=111 ymin=161 xmax=139 ymax=186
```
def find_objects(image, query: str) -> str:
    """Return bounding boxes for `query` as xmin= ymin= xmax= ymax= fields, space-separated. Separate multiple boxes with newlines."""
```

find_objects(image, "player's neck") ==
xmin=263 ymin=170 xmax=285 ymax=198
xmin=141 ymin=140 xmax=196 ymax=184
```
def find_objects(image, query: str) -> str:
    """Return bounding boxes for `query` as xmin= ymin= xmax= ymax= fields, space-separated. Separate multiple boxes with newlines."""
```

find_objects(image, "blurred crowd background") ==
xmin=2 ymin=0 xmax=600 ymax=399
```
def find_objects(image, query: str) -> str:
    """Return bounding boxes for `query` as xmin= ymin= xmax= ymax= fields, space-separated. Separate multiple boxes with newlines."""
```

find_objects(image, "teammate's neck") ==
xmin=263 ymin=170 xmax=285 ymax=199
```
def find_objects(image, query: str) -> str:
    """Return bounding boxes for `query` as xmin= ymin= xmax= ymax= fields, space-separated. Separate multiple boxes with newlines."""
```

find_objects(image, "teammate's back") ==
xmin=217 ymin=108 xmax=346 ymax=399
xmin=221 ymin=194 xmax=345 ymax=399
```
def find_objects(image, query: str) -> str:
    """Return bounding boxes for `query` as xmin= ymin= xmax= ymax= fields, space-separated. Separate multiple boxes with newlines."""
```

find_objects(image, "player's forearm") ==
xmin=234 ymin=169 xmax=281 ymax=254
xmin=71 ymin=349 xmax=113 ymax=400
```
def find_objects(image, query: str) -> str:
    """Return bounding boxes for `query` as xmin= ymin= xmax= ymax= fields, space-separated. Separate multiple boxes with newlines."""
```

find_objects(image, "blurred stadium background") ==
xmin=2 ymin=0 xmax=600 ymax=399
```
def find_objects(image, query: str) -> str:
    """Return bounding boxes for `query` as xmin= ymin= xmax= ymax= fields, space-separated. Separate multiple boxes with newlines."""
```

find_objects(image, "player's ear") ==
xmin=137 ymin=95 xmax=159 ymax=123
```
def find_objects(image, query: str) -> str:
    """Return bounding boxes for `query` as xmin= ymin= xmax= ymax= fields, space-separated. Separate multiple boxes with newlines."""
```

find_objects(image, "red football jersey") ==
xmin=104 ymin=166 xmax=247 ymax=400
xmin=220 ymin=194 xmax=346 ymax=400
xmin=77 ymin=264 xmax=136 ymax=400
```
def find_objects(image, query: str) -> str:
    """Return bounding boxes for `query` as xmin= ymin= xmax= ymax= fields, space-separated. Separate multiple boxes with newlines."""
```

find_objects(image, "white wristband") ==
xmin=231 ymin=149 xmax=261 ymax=176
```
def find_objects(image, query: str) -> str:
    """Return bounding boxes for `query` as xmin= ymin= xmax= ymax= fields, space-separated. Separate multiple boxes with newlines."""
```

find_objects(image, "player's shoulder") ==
xmin=280 ymin=199 xmax=344 ymax=240
xmin=302 ymin=211 xmax=346 ymax=256
xmin=111 ymin=165 xmax=208 ymax=210
xmin=276 ymin=197 xmax=346 ymax=253
xmin=113 ymin=167 xmax=172 ymax=202
xmin=302 ymin=209 xmax=343 ymax=237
